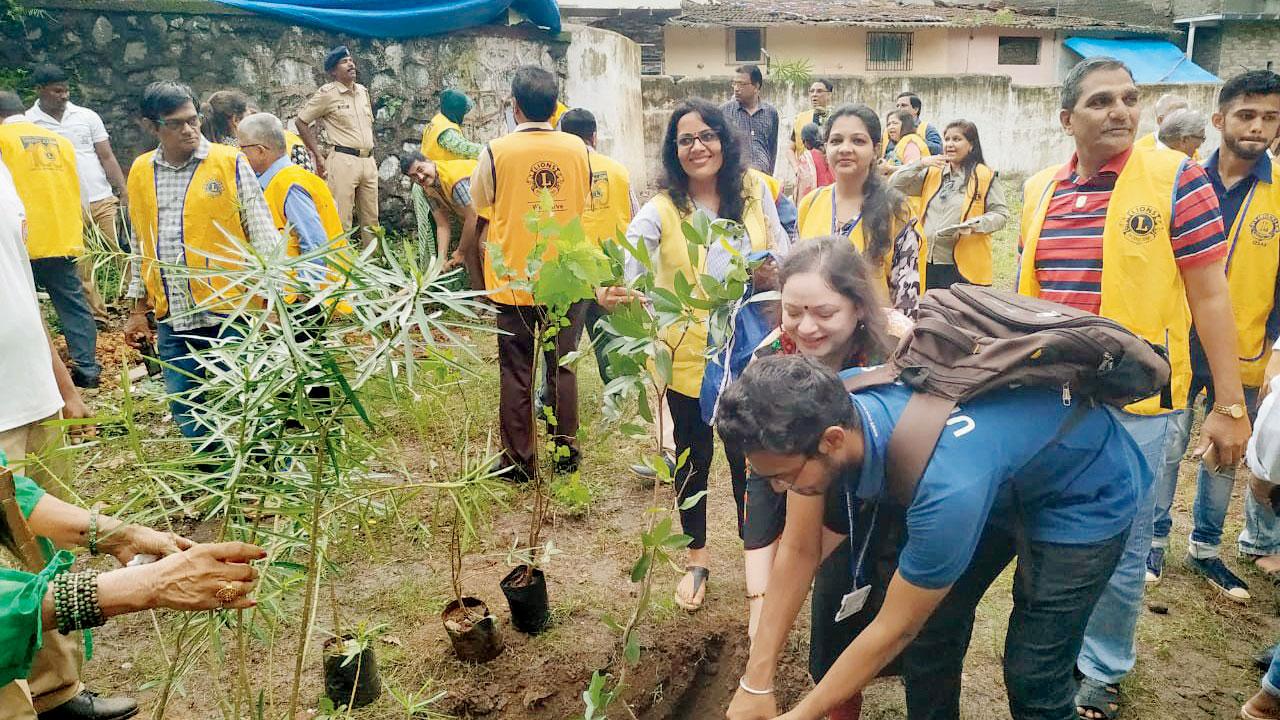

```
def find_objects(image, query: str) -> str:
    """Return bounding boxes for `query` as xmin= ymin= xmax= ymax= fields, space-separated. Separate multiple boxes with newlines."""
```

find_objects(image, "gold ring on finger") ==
xmin=215 ymin=583 xmax=239 ymax=605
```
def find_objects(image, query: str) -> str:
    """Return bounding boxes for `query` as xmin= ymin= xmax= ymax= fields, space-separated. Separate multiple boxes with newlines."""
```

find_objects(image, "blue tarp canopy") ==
xmin=213 ymin=0 xmax=562 ymax=38
xmin=1064 ymin=37 xmax=1219 ymax=84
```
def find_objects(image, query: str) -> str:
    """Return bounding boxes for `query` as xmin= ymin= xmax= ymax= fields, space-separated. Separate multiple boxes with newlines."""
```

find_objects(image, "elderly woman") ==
xmin=1 ymin=463 xmax=262 ymax=707
xmin=1157 ymin=107 xmax=1208 ymax=159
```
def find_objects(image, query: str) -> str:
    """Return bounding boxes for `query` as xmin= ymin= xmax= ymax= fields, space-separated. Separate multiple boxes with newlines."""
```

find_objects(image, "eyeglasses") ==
xmin=676 ymin=130 xmax=720 ymax=149
xmin=748 ymin=455 xmax=817 ymax=493
xmin=239 ymin=143 xmax=267 ymax=151
xmin=731 ymin=81 xmax=753 ymax=88
xmin=157 ymin=114 xmax=203 ymax=131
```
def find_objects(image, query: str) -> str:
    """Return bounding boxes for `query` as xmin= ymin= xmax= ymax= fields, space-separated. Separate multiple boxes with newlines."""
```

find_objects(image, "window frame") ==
xmin=731 ymin=27 xmax=765 ymax=64
xmin=996 ymin=35 xmax=1042 ymax=66
xmin=866 ymin=31 xmax=914 ymax=71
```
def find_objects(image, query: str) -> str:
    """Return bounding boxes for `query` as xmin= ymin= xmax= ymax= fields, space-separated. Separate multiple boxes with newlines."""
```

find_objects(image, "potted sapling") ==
xmin=322 ymin=621 xmax=385 ymax=710
xmin=501 ymin=538 xmax=562 ymax=634
xmin=440 ymin=446 xmax=508 ymax=662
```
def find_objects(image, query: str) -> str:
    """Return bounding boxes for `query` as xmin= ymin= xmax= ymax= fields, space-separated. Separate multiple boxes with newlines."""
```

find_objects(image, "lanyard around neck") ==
xmin=830 ymin=188 xmax=863 ymax=237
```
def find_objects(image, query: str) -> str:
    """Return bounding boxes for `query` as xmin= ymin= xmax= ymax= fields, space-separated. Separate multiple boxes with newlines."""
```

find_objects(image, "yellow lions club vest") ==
xmin=127 ymin=144 xmax=249 ymax=320
xmin=423 ymin=114 xmax=468 ymax=164
xmin=485 ymin=129 xmax=591 ymax=305
xmin=262 ymin=163 xmax=352 ymax=311
xmin=650 ymin=180 xmax=769 ymax=397
xmin=918 ymin=163 xmax=995 ymax=286
xmin=792 ymin=109 xmax=816 ymax=156
xmin=0 ymin=121 xmax=83 ymax=259
xmin=583 ymin=149 xmax=632 ymax=246
xmin=893 ymin=133 xmax=931 ymax=165
xmin=1019 ymin=147 xmax=1189 ymax=415
xmin=797 ymin=185 xmax=901 ymax=299
xmin=1221 ymin=160 xmax=1280 ymax=386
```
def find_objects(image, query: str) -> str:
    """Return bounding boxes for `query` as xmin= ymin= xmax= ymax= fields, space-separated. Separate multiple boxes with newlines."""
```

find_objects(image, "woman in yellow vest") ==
xmin=421 ymin=89 xmax=482 ymax=163
xmin=797 ymin=104 xmax=921 ymax=316
xmin=885 ymin=109 xmax=931 ymax=167
xmin=890 ymin=120 xmax=1009 ymax=289
xmin=622 ymin=98 xmax=788 ymax=612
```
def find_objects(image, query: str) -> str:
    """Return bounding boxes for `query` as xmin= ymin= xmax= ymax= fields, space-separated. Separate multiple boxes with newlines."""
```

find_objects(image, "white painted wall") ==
xmin=564 ymin=23 xmax=648 ymax=189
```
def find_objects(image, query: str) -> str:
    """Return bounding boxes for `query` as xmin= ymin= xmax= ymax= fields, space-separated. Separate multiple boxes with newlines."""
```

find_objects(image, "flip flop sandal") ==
xmin=675 ymin=565 xmax=709 ymax=611
xmin=1241 ymin=703 xmax=1280 ymax=720
xmin=1075 ymin=677 xmax=1120 ymax=720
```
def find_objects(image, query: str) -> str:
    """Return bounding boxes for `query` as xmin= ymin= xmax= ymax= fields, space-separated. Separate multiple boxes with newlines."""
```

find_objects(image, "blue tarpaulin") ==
xmin=1064 ymin=37 xmax=1219 ymax=84
xmin=212 ymin=0 xmax=562 ymax=38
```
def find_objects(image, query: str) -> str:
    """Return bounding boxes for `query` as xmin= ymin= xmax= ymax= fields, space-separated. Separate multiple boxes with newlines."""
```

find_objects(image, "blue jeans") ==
xmin=156 ymin=322 xmax=229 ymax=439
xmin=1241 ymin=486 xmax=1280 ymax=557
xmin=29 ymin=256 xmax=100 ymax=384
xmin=903 ymin=525 xmax=1127 ymax=720
xmin=1077 ymin=409 xmax=1181 ymax=684
xmin=1151 ymin=381 xmax=1259 ymax=558
xmin=1266 ymin=645 xmax=1280 ymax=699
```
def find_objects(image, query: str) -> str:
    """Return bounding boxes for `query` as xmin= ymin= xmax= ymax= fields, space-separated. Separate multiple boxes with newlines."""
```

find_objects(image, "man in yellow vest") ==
xmin=235 ymin=112 xmax=347 ymax=287
xmin=1016 ymin=58 xmax=1249 ymax=720
xmin=789 ymin=79 xmax=833 ymax=177
xmin=1155 ymin=108 xmax=1208 ymax=160
xmin=400 ymin=151 xmax=484 ymax=283
xmin=0 ymin=92 xmax=100 ymax=389
xmin=1146 ymin=71 xmax=1280 ymax=603
xmin=1134 ymin=92 xmax=1191 ymax=153
xmin=421 ymin=89 xmax=482 ymax=163
xmin=895 ymin=91 xmax=942 ymax=155
xmin=470 ymin=66 xmax=591 ymax=482
xmin=122 ymin=82 xmax=282 ymax=440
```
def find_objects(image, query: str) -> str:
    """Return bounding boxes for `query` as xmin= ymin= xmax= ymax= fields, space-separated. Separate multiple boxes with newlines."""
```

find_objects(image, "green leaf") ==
xmin=653 ymin=345 xmax=673 ymax=385
xmin=630 ymin=551 xmax=652 ymax=583
xmin=623 ymin=633 xmax=641 ymax=665
xmin=677 ymin=490 xmax=708 ymax=511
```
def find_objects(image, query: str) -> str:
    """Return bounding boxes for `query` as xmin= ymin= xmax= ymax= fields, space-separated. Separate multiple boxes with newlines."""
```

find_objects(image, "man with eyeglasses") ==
xmin=789 ymin=79 xmax=833 ymax=178
xmin=122 ymin=81 xmax=281 ymax=441
xmin=1155 ymin=108 xmax=1208 ymax=159
xmin=719 ymin=354 xmax=1145 ymax=720
xmin=722 ymin=64 xmax=781 ymax=175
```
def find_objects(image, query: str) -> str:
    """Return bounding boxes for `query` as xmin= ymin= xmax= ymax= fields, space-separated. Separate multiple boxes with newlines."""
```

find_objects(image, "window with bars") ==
xmin=998 ymin=36 xmax=1041 ymax=65
xmin=733 ymin=28 xmax=765 ymax=63
xmin=866 ymin=32 xmax=913 ymax=71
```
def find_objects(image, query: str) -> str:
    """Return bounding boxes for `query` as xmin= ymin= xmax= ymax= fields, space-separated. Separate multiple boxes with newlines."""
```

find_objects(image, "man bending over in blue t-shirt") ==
xmin=719 ymin=355 xmax=1151 ymax=720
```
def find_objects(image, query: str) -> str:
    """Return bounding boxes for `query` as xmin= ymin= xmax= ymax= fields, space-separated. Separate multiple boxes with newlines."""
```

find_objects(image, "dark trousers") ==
xmin=496 ymin=301 xmax=587 ymax=473
xmin=537 ymin=300 xmax=615 ymax=403
xmin=156 ymin=322 xmax=231 ymax=439
xmin=30 ymin=256 xmax=100 ymax=384
xmin=902 ymin=524 xmax=1126 ymax=720
xmin=924 ymin=261 xmax=967 ymax=291
xmin=668 ymin=390 xmax=714 ymax=550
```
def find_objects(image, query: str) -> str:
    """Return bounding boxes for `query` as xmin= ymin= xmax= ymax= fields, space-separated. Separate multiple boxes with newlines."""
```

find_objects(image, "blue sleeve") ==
xmin=896 ymin=456 xmax=1001 ymax=590
xmin=283 ymin=186 xmax=331 ymax=260
xmin=925 ymin=124 xmax=943 ymax=155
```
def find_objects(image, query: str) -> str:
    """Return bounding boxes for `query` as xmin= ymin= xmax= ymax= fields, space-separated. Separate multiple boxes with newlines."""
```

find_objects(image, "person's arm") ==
xmin=622 ymin=202 xmax=663 ymax=285
xmin=901 ymin=142 xmax=923 ymax=165
xmin=759 ymin=181 xmax=791 ymax=256
xmin=93 ymin=141 xmax=127 ymax=205
xmin=122 ymin=255 xmax=154 ymax=349
xmin=294 ymin=119 xmax=324 ymax=178
xmin=727 ymin=489 xmax=830 ymax=720
xmin=767 ymin=109 xmax=781 ymax=174
xmin=430 ymin=193 xmax=453 ymax=265
xmin=47 ymin=331 xmax=88 ymax=423
xmin=235 ymin=156 xmax=284 ymax=258
xmin=887 ymin=159 xmax=935 ymax=196
xmin=295 ymin=91 xmax=333 ymax=179
xmin=26 ymin=491 xmax=192 ymax=562
xmin=469 ymin=145 xmax=496 ymax=214
xmin=968 ymin=174 xmax=1010 ymax=235
xmin=924 ymin=124 xmax=943 ymax=155
xmin=437 ymin=127 xmax=482 ymax=160
xmin=281 ymin=185 xmax=332 ymax=287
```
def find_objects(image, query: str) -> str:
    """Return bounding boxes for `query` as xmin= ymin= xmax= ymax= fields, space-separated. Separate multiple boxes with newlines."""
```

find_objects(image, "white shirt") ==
xmin=0 ymin=160 xmax=63 ymax=432
xmin=25 ymin=100 xmax=113 ymax=202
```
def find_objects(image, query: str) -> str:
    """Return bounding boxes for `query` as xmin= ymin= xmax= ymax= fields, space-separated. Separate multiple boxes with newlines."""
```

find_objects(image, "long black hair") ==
xmin=660 ymin=98 xmax=748 ymax=223
xmin=779 ymin=235 xmax=894 ymax=367
xmin=823 ymin=104 xmax=910 ymax=266
xmin=944 ymin=119 xmax=986 ymax=180
xmin=201 ymin=89 xmax=248 ymax=143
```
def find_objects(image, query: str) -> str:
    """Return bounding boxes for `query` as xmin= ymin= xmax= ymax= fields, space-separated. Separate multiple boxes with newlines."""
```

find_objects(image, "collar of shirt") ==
xmin=1204 ymin=148 xmax=1273 ymax=190
xmin=731 ymin=98 xmax=765 ymax=116
xmin=154 ymin=135 xmax=211 ymax=170
xmin=1054 ymin=146 xmax=1133 ymax=185
xmin=24 ymin=100 xmax=84 ymax=126
xmin=514 ymin=121 xmax=554 ymax=132
xmin=257 ymin=154 xmax=292 ymax=188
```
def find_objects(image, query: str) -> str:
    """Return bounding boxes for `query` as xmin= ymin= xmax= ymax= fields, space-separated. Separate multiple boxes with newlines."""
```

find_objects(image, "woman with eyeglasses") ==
xmin=620 ymin=98 xmax=789 ymax=612
xmin=797 ymin=104 xmax=921 ymax=317
xmin=890 ymin=119 xmax=1008 ymax=290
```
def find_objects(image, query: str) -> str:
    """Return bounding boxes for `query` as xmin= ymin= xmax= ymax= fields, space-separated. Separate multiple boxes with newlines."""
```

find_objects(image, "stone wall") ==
xmin=641 ymin=74 xmax=1222 ymax=189
xmin=2 ymin=1 xmax=644 ymax=231
xmin=1213 ymin=22 xmax=1280 ymax=77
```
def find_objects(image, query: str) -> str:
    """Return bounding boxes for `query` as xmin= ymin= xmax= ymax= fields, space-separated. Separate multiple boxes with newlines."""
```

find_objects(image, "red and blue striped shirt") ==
xmin=1021 ymin=148 xmax=1227 ymax=315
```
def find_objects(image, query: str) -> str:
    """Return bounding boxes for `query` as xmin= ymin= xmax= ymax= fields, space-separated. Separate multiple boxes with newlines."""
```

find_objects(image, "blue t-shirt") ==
xmin=841 ymin=372 xmax=1149 ymax=590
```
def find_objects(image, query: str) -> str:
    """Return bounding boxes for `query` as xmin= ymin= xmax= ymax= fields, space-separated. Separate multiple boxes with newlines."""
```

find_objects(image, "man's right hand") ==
xmin=124 ymin=312 xmax=154 ymax=350
xmin=595 ymin=286 xmax=642 ymax=311
xmin=726 ymin=688 xmax=777 ymax=720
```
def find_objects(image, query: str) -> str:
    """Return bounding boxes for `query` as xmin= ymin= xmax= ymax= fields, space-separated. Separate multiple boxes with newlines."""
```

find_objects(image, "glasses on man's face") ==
xmin=749 ymin=455 xmax=818 ymax=493
xmin=239 ymin=143 xmax=266 ymax=151
xmin=676 ymin=130 xmax=720 ymax=150
xmin=158 ymin=114 xmax=202 ymax=131
xmin=731 ymin=81 xmax=752 ymax=89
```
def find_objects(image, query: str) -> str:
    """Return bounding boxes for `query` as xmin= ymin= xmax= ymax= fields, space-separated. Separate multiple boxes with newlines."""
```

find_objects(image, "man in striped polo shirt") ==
xmin=1017 ymin=57 xmax=1248 ymax=720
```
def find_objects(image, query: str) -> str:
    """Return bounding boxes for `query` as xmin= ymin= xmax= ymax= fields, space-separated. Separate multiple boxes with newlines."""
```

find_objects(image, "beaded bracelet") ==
xmin=52 ymin=570 xmax=105 ymax=634
xmin=87 ymin=508 xmax=99 ymax=556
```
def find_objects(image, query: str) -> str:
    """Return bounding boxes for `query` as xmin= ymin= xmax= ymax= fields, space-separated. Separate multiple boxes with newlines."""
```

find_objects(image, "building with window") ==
xmin=662 ymin=0 xmax=1173 ymax=84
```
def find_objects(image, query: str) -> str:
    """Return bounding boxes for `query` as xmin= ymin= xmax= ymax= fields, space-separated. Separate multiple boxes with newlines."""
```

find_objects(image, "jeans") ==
xmin=1152 ymin=380 xmax=1259 ymax=557
xmin=29 ymin=256 xmax=100 ymax=384
xmin=903 ymin=525 xmax=1126 ymax=720
xmin=156 ymin=322 xmax=230 ymax=439
xmin=1266 ymin=644 xmax=1280 ymax=699
xmin=1078 ymin=410 xmax=1180 ymax=684
xmin=1241 ymin=487 xmax=1280 ymax=557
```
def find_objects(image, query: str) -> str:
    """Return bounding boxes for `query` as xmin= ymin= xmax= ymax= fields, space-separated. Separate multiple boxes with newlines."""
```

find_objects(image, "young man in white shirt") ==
xmin=25 ymin=64 xmax=129 ymax=325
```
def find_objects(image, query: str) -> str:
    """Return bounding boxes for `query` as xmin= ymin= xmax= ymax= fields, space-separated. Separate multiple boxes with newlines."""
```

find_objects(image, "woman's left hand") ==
xmin=107 ymin=525 xmax=195 ymax=565
xmin=752 ymin=257 xmax=779 ymax=292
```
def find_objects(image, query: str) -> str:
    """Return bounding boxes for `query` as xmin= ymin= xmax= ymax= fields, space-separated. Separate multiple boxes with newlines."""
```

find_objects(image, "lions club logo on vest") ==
xmin=1123 ymin=206 xmax=1162 ymax=244
xmin=528 ymin=161 xmax=564 ymax=195
xmin=203 ymin=179 xmax=226 ymax=198
xmin=1252 ymin=214 xmax=1279 ymax=245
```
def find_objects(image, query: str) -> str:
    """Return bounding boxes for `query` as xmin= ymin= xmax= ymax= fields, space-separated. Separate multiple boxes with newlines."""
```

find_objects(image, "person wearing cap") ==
xmin=421 ymin=89 xmax=481 ymax=163
xmin=24 ymin=64 xmax=128 ymax=327
xmin=295 ymin=45 xmax=378 ymax=246
xmin=0 ymin=92 xmax=101 ymax=390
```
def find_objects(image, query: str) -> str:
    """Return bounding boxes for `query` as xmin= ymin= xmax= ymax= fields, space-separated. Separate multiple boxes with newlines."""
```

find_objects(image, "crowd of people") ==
xmin=2 ymin=39 xmax=1280 ymax=720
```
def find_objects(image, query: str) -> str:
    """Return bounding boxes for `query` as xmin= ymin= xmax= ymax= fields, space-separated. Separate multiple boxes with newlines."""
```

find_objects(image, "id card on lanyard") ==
xmin=835 ymin=486 xmax=878 ymax=623
xmin=830 ymin=189 xmax=863 ymax=239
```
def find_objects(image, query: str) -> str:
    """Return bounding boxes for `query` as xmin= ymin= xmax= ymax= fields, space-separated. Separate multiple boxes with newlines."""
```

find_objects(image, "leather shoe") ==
xmin=38 ymin=691 xmax=138 ymax=720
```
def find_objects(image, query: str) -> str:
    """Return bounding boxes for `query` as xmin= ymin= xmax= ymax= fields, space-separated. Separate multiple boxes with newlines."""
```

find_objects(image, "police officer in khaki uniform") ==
xmin=295 ymin=45 xmax=378 ymax=245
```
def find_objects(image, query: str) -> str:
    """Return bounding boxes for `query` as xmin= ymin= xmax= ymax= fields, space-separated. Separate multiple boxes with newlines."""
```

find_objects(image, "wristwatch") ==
xmin=1213 ymin=402 xmax=1247 ymax=419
